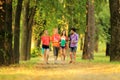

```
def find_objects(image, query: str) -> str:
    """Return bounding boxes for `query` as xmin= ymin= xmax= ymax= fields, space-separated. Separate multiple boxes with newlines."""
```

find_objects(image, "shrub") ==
xmin=31 ymin=47 xmax=42 ymax=57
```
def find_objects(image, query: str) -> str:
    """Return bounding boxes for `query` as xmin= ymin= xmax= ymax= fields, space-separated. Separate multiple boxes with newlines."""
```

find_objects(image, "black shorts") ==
xmin=70 ymin=47 xmax=77 ymax=52
xmin=42 ymin=45 xmax=49 ymax=49
xmin=61 ymin=46 xmax=65 ymax=49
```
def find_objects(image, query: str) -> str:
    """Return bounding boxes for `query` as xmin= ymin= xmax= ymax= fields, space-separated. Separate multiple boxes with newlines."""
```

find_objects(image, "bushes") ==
xmin=31 ymin=47 xmax=42 ymax=57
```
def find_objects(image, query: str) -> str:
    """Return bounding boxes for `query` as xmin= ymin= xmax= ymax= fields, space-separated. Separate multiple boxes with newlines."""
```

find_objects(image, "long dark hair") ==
xmin=61 ymin=30 xmax=67 ymax=36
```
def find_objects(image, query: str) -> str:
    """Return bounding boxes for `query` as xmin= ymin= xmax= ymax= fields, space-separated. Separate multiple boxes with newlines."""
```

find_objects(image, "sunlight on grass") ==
xmin=1 ymin=51 xmax=120 ymax=80
xmin=76 ymin=52 xmax=109 ymax=63
xmin=19 ymin=57 xmax=40 ymax=68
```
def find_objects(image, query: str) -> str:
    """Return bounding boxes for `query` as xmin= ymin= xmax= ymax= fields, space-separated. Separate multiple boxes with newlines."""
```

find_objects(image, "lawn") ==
xmin=0 ymin=52 xmax=120 ymax=80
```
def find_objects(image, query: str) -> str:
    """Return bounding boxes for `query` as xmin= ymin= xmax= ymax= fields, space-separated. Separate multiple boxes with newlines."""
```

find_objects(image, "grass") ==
xmin=0 ymin=51 xmax=120 ymax=80
xmin=76 ymin=52 xmax=109 ymax=64
xmin=20 ymin=57 xmax=40 ymax=67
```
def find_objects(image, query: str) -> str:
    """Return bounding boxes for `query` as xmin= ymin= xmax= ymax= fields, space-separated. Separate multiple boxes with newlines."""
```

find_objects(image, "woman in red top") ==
xmin=41 ymin=30 xmax=50 ymax=64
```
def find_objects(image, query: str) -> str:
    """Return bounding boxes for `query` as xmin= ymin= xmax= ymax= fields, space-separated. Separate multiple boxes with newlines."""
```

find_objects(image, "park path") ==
xmin=1 ymin=51 xmax=120 ymax=80
xmin=34 ymin=51 xmax=120 ymax=80
xmin=35 ymin=61 xmax=120 ymax=80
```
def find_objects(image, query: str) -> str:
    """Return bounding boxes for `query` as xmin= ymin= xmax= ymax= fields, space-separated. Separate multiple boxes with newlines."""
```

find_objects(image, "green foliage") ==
xmin=95 ymin=0 xmax=110 ymax=42
xmin=31 ymin=47 xmax=41 ymax=57
xmin=32 ymin=0 xmax=110 ymax=53
xmin=33 ymin=0 xmax=87 ymax=41
xmin=29 ymin=0 xmax=36 ymax=8
xmin=12 ymin=0 xmax=17 ymax=8
xmin=65 ymin=0 xmax=87 ymax=34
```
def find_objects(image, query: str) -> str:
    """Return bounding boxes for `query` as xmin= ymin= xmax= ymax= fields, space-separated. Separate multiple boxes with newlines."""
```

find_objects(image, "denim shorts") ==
xmin=70 ymin=47 xmax=77 ymax=52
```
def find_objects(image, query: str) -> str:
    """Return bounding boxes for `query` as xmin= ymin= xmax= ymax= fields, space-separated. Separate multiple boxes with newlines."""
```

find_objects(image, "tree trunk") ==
xmin=82 ymin=0 xmax=95 ymax=60
xmin=80 ymin=34 xmax=84 ymax=50
xmin=5 ymin=0 xmax=13 ymax=64
xmin=27 ymin=7 xmax=36 ymax=60
xmin=94 ymin=40 xmax=98 ymax=52
xmin=106 ymin=28 xmax=111 ymax=56
xmin=106 ymin=42 xmax=110 ymax=56
xmin=0 ymin=0 xmax=6 ymax=65
xmin=95 ymin=28 xmax=99 ymax=52
xmin=20 ymin=0 xmax=30 ymax=60
xmin=0 ymin=0 xmax=13 ymax=65
xmin=20 ymin=0 xmax=36 ymax=60
xmin=13 ymin=0 xmax=23 ymax=63
xmin=109 ymin=0 xmax=120 ymax=61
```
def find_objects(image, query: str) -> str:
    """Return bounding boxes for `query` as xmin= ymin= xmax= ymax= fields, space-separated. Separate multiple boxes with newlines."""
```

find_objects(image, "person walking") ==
xmin=60 ymin=30 xmax=68 ymax=63
xmin=69 ymin=28 xmax=79 ymax=63
xmin=51 ymin=28 xmax=61 ymax=64
xmin=41 ymin=30 xmax=50 ymax=64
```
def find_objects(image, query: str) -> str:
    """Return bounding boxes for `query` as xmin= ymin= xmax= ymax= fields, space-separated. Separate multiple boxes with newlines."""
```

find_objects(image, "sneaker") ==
xmin=69 ymin=61 xmax=72 ymax=64
xmin=46 ymin=62 xmax=49 ymax=64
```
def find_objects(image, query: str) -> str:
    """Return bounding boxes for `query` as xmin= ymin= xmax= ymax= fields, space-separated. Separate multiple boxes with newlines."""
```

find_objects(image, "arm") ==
xmin=75 ymin=34 xmax=79 ymax=43
xmin=40 ymin=36 xmax=43 ymax=48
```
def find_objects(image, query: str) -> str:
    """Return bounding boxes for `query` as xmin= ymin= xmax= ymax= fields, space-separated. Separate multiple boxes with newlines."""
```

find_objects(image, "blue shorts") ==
xmin=70 ymin=47 xmax=77 ymax=52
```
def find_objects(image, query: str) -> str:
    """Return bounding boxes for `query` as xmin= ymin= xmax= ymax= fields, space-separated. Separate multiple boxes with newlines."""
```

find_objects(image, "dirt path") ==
xmin=34 ymin=61 xmax=120 ymax=80
xmin=34 ymin=52 xmax=120 ymax=80
xmin=1 ymin=53 xmax=120 ymax=80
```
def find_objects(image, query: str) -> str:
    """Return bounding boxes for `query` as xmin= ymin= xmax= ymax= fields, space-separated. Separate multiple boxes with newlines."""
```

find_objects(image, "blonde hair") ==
xmin=43 ymin=30 xmax=48 ymax=35
xmin=53 ymin=28 xmax=58 ymax=34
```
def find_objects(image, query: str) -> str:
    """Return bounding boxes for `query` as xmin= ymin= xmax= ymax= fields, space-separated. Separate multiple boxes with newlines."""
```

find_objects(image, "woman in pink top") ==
xmin=41 ymin=30 xmax=50 ymax=64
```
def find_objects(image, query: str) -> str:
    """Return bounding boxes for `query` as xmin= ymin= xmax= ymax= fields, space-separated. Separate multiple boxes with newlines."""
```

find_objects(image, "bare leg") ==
xmin=46 ymin=49 xmax=49 ymax=64
xmin=63 ymin=49 xmax=66 ymax=61
xmin=69 ymin=52 xmax=73 ymax=63
xmin=73 ymin=52 xmax=76 ymax=63
xmin=44 ymin=50 xmax=47 ymax=63
xmin=60 ymin=47 xmax=63 ymax=61
xmin=54 ymin=56 xmax=58 ymax=64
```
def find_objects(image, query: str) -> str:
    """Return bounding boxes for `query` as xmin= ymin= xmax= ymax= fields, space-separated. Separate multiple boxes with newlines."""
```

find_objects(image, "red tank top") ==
xmin=41 ymin=36 xmax=50 ymax=46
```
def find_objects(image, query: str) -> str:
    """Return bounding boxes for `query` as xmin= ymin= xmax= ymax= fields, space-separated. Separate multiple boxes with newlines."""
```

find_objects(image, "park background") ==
xmin=0 ymin=0 xmax=120 ymax=80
